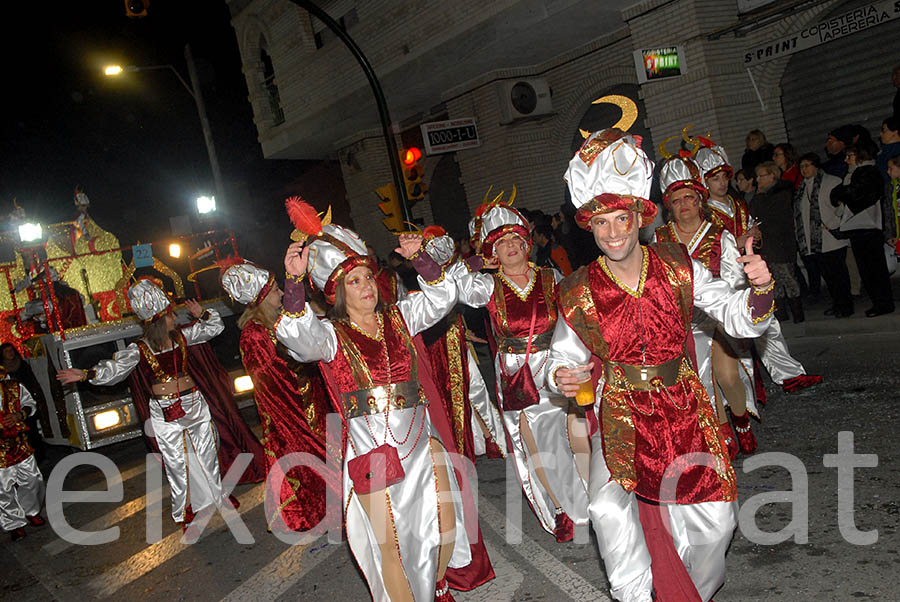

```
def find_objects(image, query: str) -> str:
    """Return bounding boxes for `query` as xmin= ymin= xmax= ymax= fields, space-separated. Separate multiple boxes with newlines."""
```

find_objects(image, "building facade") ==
xmin=228 ymin=0 xmax=900 ymax=255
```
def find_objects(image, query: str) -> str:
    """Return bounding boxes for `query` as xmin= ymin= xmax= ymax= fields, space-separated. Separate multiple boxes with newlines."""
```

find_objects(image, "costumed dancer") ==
xmin=695 ymin=136 xmax=822 ymax=394
xmin=653 ymin=140 xmax=758 ymax=457
xmin=421 ymin=226 xmax=507 ymax=460
xmin=58 ymin=280 xmax=266 ymax=530
xmin=452 ymin=188 xmax=590 ymax=542
xmin=548 ymin=127 xmax=776 ymax=602
xmin=274 ymin=198 xmax=493 ymax=602
xmin=0 ymin=370 xmax=46 ymax=541
xmin=216 ymin=258 xmax=340 ymax=534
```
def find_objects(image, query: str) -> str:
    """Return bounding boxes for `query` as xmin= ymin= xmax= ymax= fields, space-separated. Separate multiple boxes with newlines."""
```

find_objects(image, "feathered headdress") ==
xmin=286 ymin=196 xmax=332 ymax=243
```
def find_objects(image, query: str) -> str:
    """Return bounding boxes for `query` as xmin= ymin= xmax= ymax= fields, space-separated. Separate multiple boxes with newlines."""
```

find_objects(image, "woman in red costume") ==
xmin=653 ymin=147 xmax=759 ymax=457
xmin=274 ymin=198 xmax=493 ymax=602
xmin=216 ymin=259 xmax=338 ymax=534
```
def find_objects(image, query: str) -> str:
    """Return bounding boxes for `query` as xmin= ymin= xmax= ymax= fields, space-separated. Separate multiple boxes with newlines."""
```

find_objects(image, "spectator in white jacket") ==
xmin=794 ymin=153 xmax=853 ymax=317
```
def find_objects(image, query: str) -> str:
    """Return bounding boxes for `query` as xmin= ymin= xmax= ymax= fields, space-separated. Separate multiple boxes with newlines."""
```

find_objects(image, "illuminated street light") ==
xmin=101 ymin=45 xmax=225 ymax=211
xmin=18 ymin=223 xmax=43 ymax=243
xmin=168 ymin=243 xmax=182 ymax=258
xmin=196 ymin=196 xmax=216 ymax=215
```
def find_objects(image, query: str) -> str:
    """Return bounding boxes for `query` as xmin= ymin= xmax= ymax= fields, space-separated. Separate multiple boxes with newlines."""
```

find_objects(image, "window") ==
xmin=259 ymin=38 xmax=284 ymax=126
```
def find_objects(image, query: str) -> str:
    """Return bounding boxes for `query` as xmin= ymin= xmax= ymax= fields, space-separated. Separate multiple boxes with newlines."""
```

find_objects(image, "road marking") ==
xmin=456 ymin=539 xmax=524 ymax=602
xmin=219 ymin=538 xmax=342 ymax=602
xmin=44 ymin=488 xmax=171 ymax=555
xmin=87 ymin=484 xmax=264 ymax=598
xmin=477 ymin=495 xmax=611 ymax=602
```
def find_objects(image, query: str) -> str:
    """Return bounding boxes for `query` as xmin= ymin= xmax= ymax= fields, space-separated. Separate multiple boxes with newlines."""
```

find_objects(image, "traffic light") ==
xmin=400 ymin=147 xmax=427 ymax=204
xmin=125 ymin=0 xmax=149 ymax=17
xmin=376 ymin=183 xmax=404 ymax=232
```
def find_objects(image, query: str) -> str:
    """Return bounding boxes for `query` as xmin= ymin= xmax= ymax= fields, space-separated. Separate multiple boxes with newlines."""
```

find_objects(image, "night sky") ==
xmin=2 ymin=1 xmax=320 ymax=271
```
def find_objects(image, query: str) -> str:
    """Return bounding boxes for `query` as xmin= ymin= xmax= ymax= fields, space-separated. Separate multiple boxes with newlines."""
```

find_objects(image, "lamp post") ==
xmin=104 ymin=43 xmax=225 ymax=209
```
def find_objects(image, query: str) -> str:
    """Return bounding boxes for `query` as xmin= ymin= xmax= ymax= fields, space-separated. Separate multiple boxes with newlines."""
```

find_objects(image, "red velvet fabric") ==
xmin=588 ymin=255 xmax=726 ymax=504
xmin=655 ymin=223 xmax=724 ymax=277
xmin=637 ymin=498 xmax=703 ymax=602
xmin=422 ymin=315 xmax=476 ymax=461
xmin=128 ymin=338 xmax=266 ymax=484
xmin=374 ymin=268 xmax=400 ymax=305
xmin=328 ymin=314 xmax=414 ymax=394
xmin=486 ymin=274 xmax=556 ymax=339
xmin=708 ymin=195 xmax=751 ymax=239
xmin=240 ymin=321 xmax=341 ymax=531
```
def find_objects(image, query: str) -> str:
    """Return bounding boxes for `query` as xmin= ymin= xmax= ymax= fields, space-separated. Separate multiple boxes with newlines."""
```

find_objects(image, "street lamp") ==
xmin=196 ymin=195 xmax=216 ymax=214
xmin=18 ymin=223 xmax=43 ymax=243
xmin=102 ymin=44 xmax=225 ymax=210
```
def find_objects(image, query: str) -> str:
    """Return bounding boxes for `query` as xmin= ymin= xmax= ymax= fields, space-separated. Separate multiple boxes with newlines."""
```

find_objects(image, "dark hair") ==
xmin=884 ymin=116 xmax=900 ymax=133
xmin=327 ymin=271 xmax=384 ymax=321
xmin=845 ymin=143 xmax=877 ymax=163
xmin=774 ymin=143 xmax=798 ymax=167
xmin=0 ymin=343 xmax=20 ymax=358
xmin=888 ymin=155 xmax=900 ymax=168
xmin=798 ymin=152 xmax=821 ymax=168
xmin=533 ymin=224 xmax=554 ymax=241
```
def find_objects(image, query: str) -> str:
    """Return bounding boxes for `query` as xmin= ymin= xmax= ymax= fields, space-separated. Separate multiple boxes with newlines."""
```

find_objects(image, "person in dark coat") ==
xmin=741 ymin=129 xmax=775 ymax=177
xmin=752 ymin=161 xmax=804 ymax=322
xmin=831 ymin=163 xmax=896 ymax=317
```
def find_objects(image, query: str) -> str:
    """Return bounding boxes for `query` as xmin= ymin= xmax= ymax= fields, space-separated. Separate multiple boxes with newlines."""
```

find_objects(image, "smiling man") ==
xmin=546 ymin=129 xmax=777 ymax=602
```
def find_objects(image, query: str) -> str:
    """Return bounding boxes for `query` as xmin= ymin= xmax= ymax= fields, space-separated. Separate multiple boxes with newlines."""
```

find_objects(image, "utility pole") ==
xmin=184 ymin=43 xmax=226 ymax=210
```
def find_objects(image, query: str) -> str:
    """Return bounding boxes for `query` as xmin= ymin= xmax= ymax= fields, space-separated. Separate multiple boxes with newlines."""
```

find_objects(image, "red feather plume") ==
xmin=698 ymin=136 xmax=715 ymax=148
xmin=285 ymin=196 xmax=323 ymax=236
xmin=423 ymin=225 xmax=446 ymax=239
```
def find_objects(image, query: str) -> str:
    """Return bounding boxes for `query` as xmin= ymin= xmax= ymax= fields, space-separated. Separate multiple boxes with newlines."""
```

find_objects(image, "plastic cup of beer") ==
xmin=569 ymin=366 xmax=594 ymax=406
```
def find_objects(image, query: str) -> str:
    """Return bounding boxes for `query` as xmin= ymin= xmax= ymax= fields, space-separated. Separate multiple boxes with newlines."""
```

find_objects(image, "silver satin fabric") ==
xmin=89 ymin=310 xmax=227 ymax=522
xmin=0 ymin=383 xmax=43 ymax=531
xmin=149 ymin=390 xmax=225 ymax=522
xmin=465 ymin=346 xmax=507 ymax=456
xmin=276 ymin=270 xmax=471 ymax=601
xmin=0 ymin=455 xmax=44 ymax=531
xmin=453 ymin=265 xmax=589 ymax=533
xmin=546 ymin=254 xmax=765 ymax=601
xmin=754 ymin=318 xmax=805 ymax=384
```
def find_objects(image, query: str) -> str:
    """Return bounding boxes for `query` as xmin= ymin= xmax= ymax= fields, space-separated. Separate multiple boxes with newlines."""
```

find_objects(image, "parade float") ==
xmin=2 ymin=210 xmax=251 ymax=450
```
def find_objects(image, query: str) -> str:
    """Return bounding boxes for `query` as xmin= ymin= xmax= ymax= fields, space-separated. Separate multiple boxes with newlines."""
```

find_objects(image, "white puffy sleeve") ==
xmin=692 ymin=258 xmax=772 ymax=338
xmin=89 ymin=343 xmax=142 ymax=386
xmin=18 ymin=382 xmax=36 ymax=416
xmin=545 ymin=317 xmax=592 ymax=394
xmin=180 ymin=308 xmax=225 ymax=345
xmin=274 ymin=307 xmax=339 ymax=364
xmin=719 ymin=231 xmax=748 ymax=291
xmin=448 ymin=258 xmax=494 ymax=308
xmin=396 ymin=254 xmax=459 ymax=337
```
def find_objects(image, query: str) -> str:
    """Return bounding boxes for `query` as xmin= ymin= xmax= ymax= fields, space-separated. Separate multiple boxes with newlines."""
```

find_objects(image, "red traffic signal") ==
xmin=125 ymin=0 xmax=149 ymax=17
xmin=402 ymin=147 xmax=422 ymax=166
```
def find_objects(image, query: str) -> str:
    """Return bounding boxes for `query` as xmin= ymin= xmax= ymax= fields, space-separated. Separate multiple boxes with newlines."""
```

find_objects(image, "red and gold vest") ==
xmin=655 ymin=221 xmax=725 ymax=277
xmin=557 ymin=244 xmax=735 ymax=504
xmin=486 ymin=268 xmax=557 ymax=343
xmin=708 ymin=195 xmax=751 ymax=239
xmin=0 ymin=380 xmax=32 ymax=468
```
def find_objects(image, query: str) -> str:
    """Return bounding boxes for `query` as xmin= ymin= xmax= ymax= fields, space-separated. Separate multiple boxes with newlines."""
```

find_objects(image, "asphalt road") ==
xmin=3 ymin=307 xmax=898 ymax=602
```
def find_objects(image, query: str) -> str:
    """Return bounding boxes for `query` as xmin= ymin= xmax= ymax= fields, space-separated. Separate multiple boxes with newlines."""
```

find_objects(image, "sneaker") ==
xmin=553 ymin=509 xmax=575 ymax=543
xmin=10 ymin=527 xmax=26 ymax=542
xmin=782 ymin=374 xmax=823 ymax=393
xmin=26 ymin=514 xmax=46 ymax=527
xmin=719 ymin=422 xmax=739 ymax=460
xmin=434 ymin=578 xmax=455 ymax=602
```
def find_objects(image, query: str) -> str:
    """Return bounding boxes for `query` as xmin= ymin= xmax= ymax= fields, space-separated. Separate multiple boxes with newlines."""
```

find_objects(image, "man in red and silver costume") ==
xmin=547 ymin=128 xmax=777 ymax=602
xmin=1 ymin=371 xmax=45 ymax=541
xmin=450 ymin=189 xmax=590 ymax=542
xmin=695 ymin=139 xmax=822 ymax=394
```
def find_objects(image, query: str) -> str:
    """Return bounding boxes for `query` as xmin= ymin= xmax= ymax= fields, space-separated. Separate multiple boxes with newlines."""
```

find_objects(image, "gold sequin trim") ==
xmin=599 ymin=247 xmax=648 ymax=299
xmin=422 ymin=263 xmax=447 ymax=286
xmin=498 ymin=263 xmax=537 ymax=302
xmin=280 ymin=305 xmax=307 ymax=320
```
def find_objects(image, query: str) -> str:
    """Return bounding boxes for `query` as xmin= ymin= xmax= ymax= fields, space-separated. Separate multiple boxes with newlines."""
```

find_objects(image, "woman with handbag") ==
xmin=274 ymin=198 xmax=493 ymax=602
xmin=450 ymin=189 xmax=590 ymax=543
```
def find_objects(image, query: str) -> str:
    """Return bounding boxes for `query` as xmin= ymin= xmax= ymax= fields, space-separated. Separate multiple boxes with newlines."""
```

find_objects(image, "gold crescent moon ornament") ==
xmin=592 ymin=94 xmax=639 ymax=132
xmin=657 ymin=134 xmax=680 ymax=160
